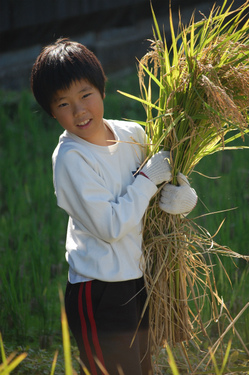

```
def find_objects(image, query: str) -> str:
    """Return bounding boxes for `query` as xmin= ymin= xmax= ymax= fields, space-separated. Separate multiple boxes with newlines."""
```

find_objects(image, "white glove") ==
xmin=140 ymin=151 xmax=172 ymax=185
xmin=159 ymin=172 xmax=198 ymax=215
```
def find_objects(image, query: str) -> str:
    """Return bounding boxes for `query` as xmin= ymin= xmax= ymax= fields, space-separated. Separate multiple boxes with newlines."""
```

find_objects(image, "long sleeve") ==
xmin=52 ymin=120 xmax=157 ymax=282
xmin=54 ymin=148 xmax=157 ymax=243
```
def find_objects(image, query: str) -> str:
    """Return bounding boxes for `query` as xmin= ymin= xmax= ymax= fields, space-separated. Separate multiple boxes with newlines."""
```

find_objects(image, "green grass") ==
xmin=0 ymin=69 xmax=249 ymax=373
xmin=190 ymin=144 xmax=249 ymax=308
xmin=0 ymin=90 xmax=67 ymax=342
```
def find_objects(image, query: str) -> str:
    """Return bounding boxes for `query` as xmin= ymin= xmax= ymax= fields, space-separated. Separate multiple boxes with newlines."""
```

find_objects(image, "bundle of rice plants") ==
xmin=119 ymin=0 xmax=249 ymax=356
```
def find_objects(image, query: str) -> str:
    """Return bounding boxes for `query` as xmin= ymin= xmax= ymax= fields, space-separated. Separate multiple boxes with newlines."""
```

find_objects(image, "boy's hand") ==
xmin=140 ymin=151 xmax=172 ymax=185
xmin=159 ymin=172 xmax=198 ymax=215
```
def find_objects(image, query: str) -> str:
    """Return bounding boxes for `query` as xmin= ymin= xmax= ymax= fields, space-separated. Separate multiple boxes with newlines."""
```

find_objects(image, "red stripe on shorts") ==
xmin=78 ymin=283 xmax=98 ymax=375
xmin=85 ymin=281 xmax=106 ymax=372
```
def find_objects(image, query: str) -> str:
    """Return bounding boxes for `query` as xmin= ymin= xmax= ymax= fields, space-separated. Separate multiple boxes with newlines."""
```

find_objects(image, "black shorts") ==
xmin=65 ymin=277 xmax=152 ymax=375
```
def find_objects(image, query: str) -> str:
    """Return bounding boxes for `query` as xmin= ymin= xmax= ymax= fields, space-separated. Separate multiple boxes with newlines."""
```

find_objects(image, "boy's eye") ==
xmin=58 ymin=103 xmax=68 ymax=108
xmin=82 ymin=93 xmax=91 ymax=99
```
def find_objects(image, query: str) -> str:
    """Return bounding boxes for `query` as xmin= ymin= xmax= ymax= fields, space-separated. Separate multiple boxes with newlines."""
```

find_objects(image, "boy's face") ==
xmin=50 ymin=79 xmax=105 ymax=144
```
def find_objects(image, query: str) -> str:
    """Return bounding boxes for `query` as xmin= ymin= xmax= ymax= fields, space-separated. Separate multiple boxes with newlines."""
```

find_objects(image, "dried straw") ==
xmin=136 ymin=0 xmax=249 ymax=356
xmin=119 ymin=0 xmax=249 ymax=360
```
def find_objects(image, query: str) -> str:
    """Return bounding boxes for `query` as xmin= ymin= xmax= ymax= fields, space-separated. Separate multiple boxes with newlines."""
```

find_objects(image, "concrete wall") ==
xmin=0 ymin=0 xmax=245 ymax=90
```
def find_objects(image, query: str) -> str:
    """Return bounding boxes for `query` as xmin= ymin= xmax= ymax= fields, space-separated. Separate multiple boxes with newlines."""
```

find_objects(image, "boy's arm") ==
xmin=53 ymin=150 xmax=158 ymax=243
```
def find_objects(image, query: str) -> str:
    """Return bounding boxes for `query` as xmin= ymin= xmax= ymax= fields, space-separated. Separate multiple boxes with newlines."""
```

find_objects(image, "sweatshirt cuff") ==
xmin=135 ymin=174 xmax=158 ymax=198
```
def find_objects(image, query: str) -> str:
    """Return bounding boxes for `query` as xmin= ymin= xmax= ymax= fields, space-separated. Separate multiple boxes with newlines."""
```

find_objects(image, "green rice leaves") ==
xmin=119 ymin=0 xmax=249 ymax=356
xmin=132 ymin=1 xmax=249 ymax=178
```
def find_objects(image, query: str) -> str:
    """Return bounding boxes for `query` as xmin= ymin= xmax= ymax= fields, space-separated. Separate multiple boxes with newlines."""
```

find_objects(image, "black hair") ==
xmin=31 ymin=38 xmax=107 ymax=116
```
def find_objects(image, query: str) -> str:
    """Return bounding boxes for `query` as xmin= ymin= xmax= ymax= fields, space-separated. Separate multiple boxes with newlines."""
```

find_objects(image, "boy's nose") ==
xmin=73 ymin=102 xmax=86 ymax=117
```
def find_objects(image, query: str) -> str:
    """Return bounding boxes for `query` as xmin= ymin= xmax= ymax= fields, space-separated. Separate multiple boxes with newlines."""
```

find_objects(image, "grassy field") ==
xmin=0 ymin=69 xmax=249 ymax=373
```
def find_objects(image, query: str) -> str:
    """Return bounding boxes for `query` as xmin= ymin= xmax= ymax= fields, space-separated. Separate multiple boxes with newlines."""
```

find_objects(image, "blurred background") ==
xmin=0 ymin=1 xmax=248 ymax=372
xmin=0 ymin=0 xmax=246 ymax=90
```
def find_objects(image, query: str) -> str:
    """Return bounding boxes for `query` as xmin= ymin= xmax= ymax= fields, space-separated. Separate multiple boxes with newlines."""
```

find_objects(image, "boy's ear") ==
xmin=103 ymin=92 xmax=106 ymax=99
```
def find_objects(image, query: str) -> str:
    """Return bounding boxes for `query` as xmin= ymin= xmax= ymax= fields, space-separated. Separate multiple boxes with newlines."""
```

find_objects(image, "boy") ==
xmin=31 ymin=38 xmax=197 ymax=375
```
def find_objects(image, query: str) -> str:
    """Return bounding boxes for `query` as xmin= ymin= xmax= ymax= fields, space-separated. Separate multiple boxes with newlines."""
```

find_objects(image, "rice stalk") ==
xmin=119 ymin=0 xmax=249 ymax=356
xmin=50 ymin=351 xmax=59 ymax=375
xmin=0 ymin=333 xmax=27 ymax=375
xmin=193 ymin=302 xmax=249 ymax=373
xmin=59 ymin=289 xmax=76 ymax=375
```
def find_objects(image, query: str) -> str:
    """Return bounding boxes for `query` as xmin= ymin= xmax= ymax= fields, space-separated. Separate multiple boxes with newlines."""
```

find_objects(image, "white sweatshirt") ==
xmin=52 ymin=120 xmax=158 ymax=283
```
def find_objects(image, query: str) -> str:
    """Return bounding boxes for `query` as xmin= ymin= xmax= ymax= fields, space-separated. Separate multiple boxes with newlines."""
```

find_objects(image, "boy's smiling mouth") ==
xmin=77 ymin=119 xmax=91 ymax=128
